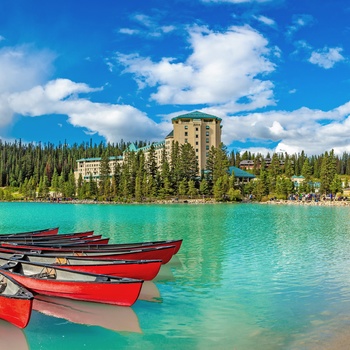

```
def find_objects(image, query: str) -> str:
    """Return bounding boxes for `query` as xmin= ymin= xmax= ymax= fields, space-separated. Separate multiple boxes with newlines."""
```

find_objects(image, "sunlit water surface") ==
xmin=1 ymin=202 xmax=350 ymax=349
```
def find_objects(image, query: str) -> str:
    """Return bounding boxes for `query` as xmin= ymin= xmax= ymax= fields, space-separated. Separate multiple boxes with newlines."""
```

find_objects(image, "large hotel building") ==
xmin=74 ymin=111 xmax=222 ymax=181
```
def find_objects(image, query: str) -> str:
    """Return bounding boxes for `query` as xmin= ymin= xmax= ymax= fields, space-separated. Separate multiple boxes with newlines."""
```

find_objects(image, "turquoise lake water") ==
xmin=1 ymin=202 xmax=350 ymax=349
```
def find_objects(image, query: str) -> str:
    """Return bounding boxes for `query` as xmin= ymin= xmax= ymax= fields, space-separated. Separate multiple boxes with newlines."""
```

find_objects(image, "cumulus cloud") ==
xmin=119 ymin=13 xmax=176 ymax=38
xmin=0 ymin=45 xmax=169 ymax=143
xmin=218 ymin=103 xmax=350 ymax=155
xmin=0 ymin=45 xmax=55 ymax=127
xmin=5 ymin=79 xmax=169 ymax=143
xmin=0 ymin=45 xmax=55 ymax=94
xmin=309 ymin=47 xmax=345 ymax=69
xmin=116 ymin=25 xmax=276 ymax=108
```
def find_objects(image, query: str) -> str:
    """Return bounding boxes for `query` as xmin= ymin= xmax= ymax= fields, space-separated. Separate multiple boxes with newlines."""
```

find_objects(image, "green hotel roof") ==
xmin=228 ymin=166 xmax=256 ymax=178
xmin=76 ymin=156 xmax=123 ymax=162
xmin=172 ymin=110 xmax=222 ymax=122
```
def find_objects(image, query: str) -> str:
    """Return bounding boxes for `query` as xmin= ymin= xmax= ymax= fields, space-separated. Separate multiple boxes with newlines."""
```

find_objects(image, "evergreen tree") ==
xmin=320 ymin=150 xmax=337 ymax=194
xmin=199 ymin=178 xmax=209 ymax=196
xmin=301 ymin=158 xmax=312 ymax=182
xmin=207 ymin=143 xmax=229 ymax=182
xmin=330 ymin=174 xmax=342 ymax=195
xmin=179 ymin=143 xmax=198 ymax=181
xmin=187 ymin=180 xmax=197 ymax=197
xmin=51 ymin=168 xmax=60 ymax=198
xmin=146 ymin=144 xmax=158 ymax=178
xmin=213 ymin=177 xmax=224 ymax=201
xmin=99 ymin=152 xmax=111 ymax=198
xmin=178 ymin=179 xmax=187 ymax=196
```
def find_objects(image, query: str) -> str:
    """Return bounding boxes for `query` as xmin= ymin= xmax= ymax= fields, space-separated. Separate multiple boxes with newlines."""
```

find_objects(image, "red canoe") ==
xmin=25 ymin=237 xmax=110 ymax=246
xmin=0 ymin=259 xmax=143 ymax=306
xmin=0 ymin=245 xmax=176 ymax=264
xmin=0 ymin=227 xmax=59 ymax=238
xmin=51 ymin=239 xmax=183 ymax=255
xmin=0 ymin=270 xmax=33 ymax=328
xmin=0 ymin=231 xmax=95 ymax=243
xmin=0 ymin=237 xmax=110 ymax=248
xmin=1 ymin=238 xmax=182 ymax=254
xmin=4 ymin=252 xmax=162 ymax=280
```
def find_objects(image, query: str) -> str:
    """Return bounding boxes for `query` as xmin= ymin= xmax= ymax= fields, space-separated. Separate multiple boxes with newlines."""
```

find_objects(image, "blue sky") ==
xmin=1 ymin=0 xmax=350 ymax=156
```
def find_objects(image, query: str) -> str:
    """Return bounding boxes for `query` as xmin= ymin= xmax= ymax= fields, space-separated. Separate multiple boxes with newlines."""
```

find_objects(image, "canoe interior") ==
xmin=0 ymin=252 xmax=160 ymax=267
xmin=0 ymin=273 xmax=32 ymax=299
xmin=0 ymin=259 xmax=140 ymax=283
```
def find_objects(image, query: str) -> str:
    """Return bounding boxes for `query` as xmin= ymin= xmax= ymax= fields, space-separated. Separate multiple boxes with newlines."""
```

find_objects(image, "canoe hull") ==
xmin=55 ymin=260 xmax=161 ymax=280
xmin=0 ymin=272 xmax=33 ymax=328
xmin=0 ymin=294 xmax=32 ymax=328
xmin=2 ymin=252 xmax=162 ymax=280
xmin=0 ymin=261 xmax=143 ymax=306
xmin=0 ymin=231 xmax=95 ymax=243
xmin=0 ymin=227 xmax=59 ymax=238
xmin=14 ymin=275 xmax=141 ymax=306
xmin=0 ymin=245 xmax=176 ymax=264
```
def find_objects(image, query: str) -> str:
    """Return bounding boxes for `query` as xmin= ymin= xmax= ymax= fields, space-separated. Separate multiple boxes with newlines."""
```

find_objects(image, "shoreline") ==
xmin=3 ymin=198 xmax=350 ymax=206
xmin=261 ymin=199 xmax=350 ymax=207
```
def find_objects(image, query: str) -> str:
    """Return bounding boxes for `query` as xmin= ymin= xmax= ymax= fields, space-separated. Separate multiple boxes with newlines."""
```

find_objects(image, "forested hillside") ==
xmin=0 ymin=139 xmax=348 ymax=202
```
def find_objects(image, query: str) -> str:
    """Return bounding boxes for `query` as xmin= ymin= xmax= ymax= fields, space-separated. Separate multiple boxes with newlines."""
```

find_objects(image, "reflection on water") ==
xmin=0 ymin=319 xmax=29 ymax=350
xmin=32 ymin=295 xmax=142 ymax=333
xmin=153 ymin=263 xmax=176 ymax=282
xmin=138 ymin=281 xmax=162 ymax=303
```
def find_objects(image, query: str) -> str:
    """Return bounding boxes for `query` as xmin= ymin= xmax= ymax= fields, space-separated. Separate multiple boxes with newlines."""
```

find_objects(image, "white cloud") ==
xmin=119 ymin=28 xmax=140 ymax=35
xmin=286 ymin=14 xmax=314 ymax=38
xmin=123 ymin=13 xmax=176 ymax=38
xmin=6 ymin=79 xmax=169 ymax=143
xmin=309 ymin=47 xmax=345 ymax=69
xmin=116 ymin=25 xmax=276 ymax=108
xmin=0 ymin=45 xmax=55 ymax=127
xmin=0 ymin=45 xmax=55 ymax=94
xmin=253 ymin=15 xmax=276 ymax=27
xmin=219 ymin=103 xmax=350 ymax=155
xmin=0 ymin=44 xmax=170 ymax=143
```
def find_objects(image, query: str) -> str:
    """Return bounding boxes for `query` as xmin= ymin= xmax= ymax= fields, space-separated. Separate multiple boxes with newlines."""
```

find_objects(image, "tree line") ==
xmin=0 ymin=139 xmax=348 ymax=202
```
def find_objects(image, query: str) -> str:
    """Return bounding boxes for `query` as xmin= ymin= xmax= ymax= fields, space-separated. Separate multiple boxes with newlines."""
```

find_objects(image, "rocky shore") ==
xmin=262 ymin=199 xmax=350 ymax=206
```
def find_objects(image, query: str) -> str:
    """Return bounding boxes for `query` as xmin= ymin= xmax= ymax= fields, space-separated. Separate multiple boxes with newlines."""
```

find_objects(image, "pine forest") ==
xmin=0 ymin=138 xmax=349 ymax=202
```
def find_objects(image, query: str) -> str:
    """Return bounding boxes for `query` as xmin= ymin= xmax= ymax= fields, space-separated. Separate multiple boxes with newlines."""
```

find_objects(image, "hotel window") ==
xmin=196 ymin=142 xmax=198 ymax=145
xmin=185 ymin=139 xmax=188 ymax=143
xmin=196 ymin=134 xmax=198 ymax=138
xmin=184 ymin=125 xmax=188 ymax=129
xmin=206 ymin=125 xmax=210 ymax=129
xmin=206 ymin=131 xmax=209 ymax=136
xmin=185 ymin=132 xmax=188 ymax=136
xmin=206 ymin=138 xmax=209 ymax=143
xmin=206 ymin=152 xmax=209 ymax=157
xmin=196 ymin=127 xmax=198 ymax=131
xmin=206 ymin=145 xmax=209 ymax=150
xmin=196 ymin=149 xmax=198 ymax=153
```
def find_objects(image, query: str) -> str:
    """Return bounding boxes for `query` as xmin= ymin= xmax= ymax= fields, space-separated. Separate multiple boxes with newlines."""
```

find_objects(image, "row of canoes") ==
xmin=0 ymin=227 xmax=182 ymax=328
